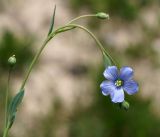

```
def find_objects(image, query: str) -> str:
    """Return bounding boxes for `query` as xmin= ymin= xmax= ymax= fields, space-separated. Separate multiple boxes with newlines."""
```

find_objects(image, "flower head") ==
xmin=100 ymin=66 xmax=139 ymax=103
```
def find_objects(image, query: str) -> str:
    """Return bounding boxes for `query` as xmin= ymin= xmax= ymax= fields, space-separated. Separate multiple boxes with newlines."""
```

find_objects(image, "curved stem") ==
xmin=67 ymin=24 xmax=117 ymax=66
xmin=20 ymin=25 xmax=76 ymax=90
xmin=67 ymin=14 xmax=96 ymax=24
xmin=20 ymin=35 xmax=55 ymax=90
xmin=20 ymin=22 xmax=117 ymax=91
xmin=3 ymin=14 xmax=118 ymax=137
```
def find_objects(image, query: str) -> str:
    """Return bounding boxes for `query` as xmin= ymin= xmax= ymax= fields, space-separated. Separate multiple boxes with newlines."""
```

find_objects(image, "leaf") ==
xmin=48 ymin=5 xmax=56 ymax=36
xmin=103 ymin=51 xmax=112 ymax=67
xmin=8 ymin=89 xmax=24 ymax=128
xmin=55 ymin=26 xmax=76 ymax=34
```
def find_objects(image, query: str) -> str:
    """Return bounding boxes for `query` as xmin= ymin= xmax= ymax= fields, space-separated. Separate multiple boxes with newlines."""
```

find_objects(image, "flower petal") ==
xmin=103 ymin=66 xmax=118 ymax=81
xmin=123 ymin=80 xmax=139 ymax=95
xmin=110 ymin=88 xmax=124 ymax=103
xmin=120 ymin=66 xmax=134 ymax=81
xmin=100 ymin=81 xmax=115 ymax=96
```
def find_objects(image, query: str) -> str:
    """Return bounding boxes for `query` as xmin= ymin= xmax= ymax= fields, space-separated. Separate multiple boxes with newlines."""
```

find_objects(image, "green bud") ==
xmin=121 ymin=101 xmax=130 ymax=111
xmin=8 ymin=55 xmax=16 ymax=67
xmin=96 ymin=12 xmax=109 ymax=19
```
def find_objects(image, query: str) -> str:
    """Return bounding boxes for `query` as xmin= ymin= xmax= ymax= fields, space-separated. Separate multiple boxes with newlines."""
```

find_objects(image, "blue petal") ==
xmin=110 ymin=88 xmax=124 ymax=103
xmin=100 ymin=81 xmax=115 ymax=96
xmin=120 ymin=66 xmax=133 ymax=81
xmin=123 ymin=80 xmax=139 ymax=95
xmin=103 ymin=66 xmax=118 ymax=81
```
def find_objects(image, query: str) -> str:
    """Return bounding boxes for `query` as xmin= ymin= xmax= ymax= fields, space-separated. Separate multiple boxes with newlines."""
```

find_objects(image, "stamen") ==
xmin=115 ymin=79 xmax=123 ymax=87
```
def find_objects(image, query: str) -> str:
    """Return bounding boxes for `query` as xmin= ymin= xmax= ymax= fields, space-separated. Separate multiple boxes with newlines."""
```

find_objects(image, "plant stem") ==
xmin=20 ymin=35 xmax=54 ymax=90
xmin=4 ymin=68 xmax=12 ymax=129
xmin=67 ymin=14 xmax=96 ymax=24
xmin=20 ymin=25 xmax=77 ymax=90
xmin=3 ymin=82 xmax=10 ymax=137
xmin=67 ymin=24 xmax=117 ymax=66
xmin=20 ymin=23 xmax=117 ymax=91
xmin=3 ymin=14 xmax=118 ymax=137
xmin=3 ymin=127 xmax=9 ymax=137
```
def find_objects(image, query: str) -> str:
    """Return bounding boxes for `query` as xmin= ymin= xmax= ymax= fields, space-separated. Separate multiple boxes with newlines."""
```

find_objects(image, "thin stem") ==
xmin=67 ymin=14 xmax=96 ymax=24
xmin=20 ymin=22 xmax=117 ymax=96
xmin=3 ymin=68 xmax=12 ymax=137
xmin=4 ymin=68 xmax=12 ymax=128
xmin=3 ymin=127 xmax=9 ymax=137
xmin=20 ymin=35 xmax=55 ymax=90
xmin=67 ymin=24 xmax=117 ymax=66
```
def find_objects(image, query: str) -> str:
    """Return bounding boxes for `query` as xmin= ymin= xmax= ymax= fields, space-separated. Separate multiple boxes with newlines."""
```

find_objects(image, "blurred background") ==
xmin=0 ymin=0 xmax=160 ymax=137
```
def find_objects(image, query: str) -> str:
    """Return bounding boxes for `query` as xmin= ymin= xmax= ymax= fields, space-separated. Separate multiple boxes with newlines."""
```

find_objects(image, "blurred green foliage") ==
xmin=70 ymin=0 xmax=152 ymax=21
xmin=0 ymin=30 xmax=34 ymax=73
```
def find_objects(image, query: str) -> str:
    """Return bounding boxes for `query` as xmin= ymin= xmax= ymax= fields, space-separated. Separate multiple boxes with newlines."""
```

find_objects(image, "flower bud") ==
xmin=121 ymin=101 xmax=130 ymax=111
xmin=96 ymin=12 xmax=109 ymax=19
xmin=8 ymin=55 xmax=16 ymax=67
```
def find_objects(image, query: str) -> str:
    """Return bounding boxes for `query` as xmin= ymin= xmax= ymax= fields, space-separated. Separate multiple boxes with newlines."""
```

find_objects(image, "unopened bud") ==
xmin=8 ymin=55 xmax=16 ymax=67
xmin=121 ymin=101 xmax=130 ymax=111
xmin=96 ymin=12 xmax=109 ymax=19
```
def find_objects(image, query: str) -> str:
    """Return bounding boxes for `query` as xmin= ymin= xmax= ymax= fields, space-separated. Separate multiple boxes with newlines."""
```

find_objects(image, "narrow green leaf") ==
xmin=8 ymin=112 xmax=16 ymax=129
xmin=103 ymin=51 xmax=112 ymax=67
xmin=8 ymin=89 xmax=24 ymax=128
xmin=55 ymin=26 xmax=76 ymax=34
xmin=48 ymin=5 xmax=56 ymax=36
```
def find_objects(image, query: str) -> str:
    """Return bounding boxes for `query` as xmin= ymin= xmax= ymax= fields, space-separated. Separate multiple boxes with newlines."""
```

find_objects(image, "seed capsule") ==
xmin=96 ymin=12 xmax=109 ymax=19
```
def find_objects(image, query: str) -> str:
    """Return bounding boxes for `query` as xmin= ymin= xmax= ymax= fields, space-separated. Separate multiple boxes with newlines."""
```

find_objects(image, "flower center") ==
xmin=115 ymin=79 xmax=123 ymax=87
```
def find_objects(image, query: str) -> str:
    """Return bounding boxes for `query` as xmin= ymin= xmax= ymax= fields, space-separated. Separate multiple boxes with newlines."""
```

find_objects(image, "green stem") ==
xmin=3 ymin=14 xmax=118 ymax=137
xmin=4 ymin=68 xmax=12 ymax=129
xmin=67 ymin=14 xmax=96 ymax=24
xmin=3 ymin=127 xmax=9 ymax=137
xmin=20 ymin=23 xmax=117 ymax=90
xmin=67 ymin=24 xmax=117 ymax=66
xmin=20 ymin=25 xmax=77 ymax=90
xmin=20 ymin=35 xmax=54 ymax=90
xmin=3 ymin=67 xmax=12 ymax=137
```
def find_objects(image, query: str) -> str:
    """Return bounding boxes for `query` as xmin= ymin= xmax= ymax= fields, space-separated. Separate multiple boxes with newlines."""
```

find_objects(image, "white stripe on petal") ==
xmin=103 ymin=66 xmax=118 ymax=81
xmin=110 ymin=88 xmax=124 ymax=103
xmin=100 ymin=81 xmax=115 ymax=96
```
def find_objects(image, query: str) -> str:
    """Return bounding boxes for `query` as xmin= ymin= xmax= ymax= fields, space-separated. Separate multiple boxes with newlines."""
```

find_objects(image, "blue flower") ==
xmin=100 ymin=66 xmax=139 ymax=103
